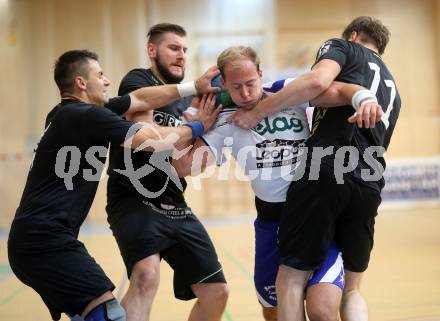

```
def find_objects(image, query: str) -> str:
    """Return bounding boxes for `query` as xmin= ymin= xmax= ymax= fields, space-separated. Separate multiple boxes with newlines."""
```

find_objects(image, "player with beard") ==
xmin=106 ymin=24 xmax=228 ymax=321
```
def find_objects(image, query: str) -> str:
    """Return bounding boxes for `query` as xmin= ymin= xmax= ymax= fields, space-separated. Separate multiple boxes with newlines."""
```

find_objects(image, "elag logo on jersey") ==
xmin=253 ymin=116 xmax=304 ymax=135
xmin=255 ymin=139 xmax=305 ymax=168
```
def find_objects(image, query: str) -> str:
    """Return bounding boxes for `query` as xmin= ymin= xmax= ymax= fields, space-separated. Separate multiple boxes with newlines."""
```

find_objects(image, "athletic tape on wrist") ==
xmin=351 ymin=89 xmax=377 ymax=111
xmin=177 ymin=81 xmax=197 ymax=98
xmin=182 ymin=107 xmax=198 ymax=125
xmin=185 ymin=107 xmax=198 ymax=116
xmin=360 ymin=98 xmax=377 ymax=106
xmin=183 ymin=120 xmax=205 ymax=139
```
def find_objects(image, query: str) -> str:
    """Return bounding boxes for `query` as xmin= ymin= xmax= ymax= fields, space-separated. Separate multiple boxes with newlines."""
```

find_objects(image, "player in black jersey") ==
xmin=173 ymin=46 xmax=383 ymax=321
xmin=229 ymin=17 xmax=400 ymax=321
xmin=7 ymin=50 xmax=220 ymax=321
xmin=106 ymin=24 xmax=228 ymax=321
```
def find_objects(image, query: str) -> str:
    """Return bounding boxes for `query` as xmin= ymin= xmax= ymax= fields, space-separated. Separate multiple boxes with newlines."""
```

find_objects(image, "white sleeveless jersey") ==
xmin=202 ymin=79 xmax=310 ymax=202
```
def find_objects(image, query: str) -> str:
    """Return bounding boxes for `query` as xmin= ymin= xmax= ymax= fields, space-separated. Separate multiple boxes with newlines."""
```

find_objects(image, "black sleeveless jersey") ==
xmin=308 ymin=38 xmax=401 ymax=190
xmin=107 ymin=68 xmax=192 ymax=206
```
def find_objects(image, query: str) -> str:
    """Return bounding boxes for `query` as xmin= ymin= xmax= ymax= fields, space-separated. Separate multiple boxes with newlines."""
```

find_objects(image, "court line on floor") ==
xmin=0 ymin=262 xmax=27 ymax=306
xmin=0 ymin=216 xmax=255 ymax=240
xmin=392 ymin=316 xmax=440 ymax=321
xmin=0 ymin=263 xmax=13 ymax=284
xmin=223 ymin=308 xmax=234 ymax=321
xmin=0 ymin=217 xmax=255 ymax=318
xmin=220 ymin=247 xmax=255 ymax=321
xmin=221 ymin=248 xmax=253 ymax=281
xmin=0 ymin=285 xmax=26 ymax=305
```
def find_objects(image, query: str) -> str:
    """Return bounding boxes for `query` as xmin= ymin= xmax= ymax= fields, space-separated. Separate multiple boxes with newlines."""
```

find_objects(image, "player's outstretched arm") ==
xmin=123 ymin=95 xmax=220 ymax=152
xmin=125 ymin=66 xmax=221 ymax=116
xmin=228 ymin=59 xmax=341 ymax=129
xmin=311 ymin=82 xmax=364 ymax=107
xmin=172 ymin=138 xmax=216 ymax=177
xmin=172 ymin=94 xmax=220 ymax=177
xmin=312 ymin=82 xmax=383 ymax=128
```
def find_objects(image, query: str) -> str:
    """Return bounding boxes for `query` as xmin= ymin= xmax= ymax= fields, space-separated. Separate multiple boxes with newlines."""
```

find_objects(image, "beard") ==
xmin=155 ymin=55 xmax=185 ymax=84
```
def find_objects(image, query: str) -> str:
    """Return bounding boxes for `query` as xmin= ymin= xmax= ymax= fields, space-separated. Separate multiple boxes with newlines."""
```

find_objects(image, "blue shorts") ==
xmin=254 ymin=218 xmax=344 ymax=307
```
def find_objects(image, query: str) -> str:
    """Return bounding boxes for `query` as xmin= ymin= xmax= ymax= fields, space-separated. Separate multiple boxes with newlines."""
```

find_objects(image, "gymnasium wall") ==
xmin=0 ymin=0 xmax=439 ymax=228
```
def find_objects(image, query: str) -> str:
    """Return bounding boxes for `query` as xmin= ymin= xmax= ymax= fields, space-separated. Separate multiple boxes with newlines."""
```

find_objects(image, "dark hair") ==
xmin=54 ymin=50 xmax=98 ymax=95
xmin=147 ymin=23 xmax=186 ymax=44
xmin=342 ymin=16 xmax=390 ymax=55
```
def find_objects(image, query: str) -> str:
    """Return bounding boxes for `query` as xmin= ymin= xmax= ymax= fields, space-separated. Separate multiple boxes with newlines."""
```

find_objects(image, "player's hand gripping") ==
xmin=348 ymin=101 xmax=383 ymax=128
xmin=195 ymin=66 xmax=222 ymax=94
xmin=227 ymin=107 xmax=262 ymax=129
xmin=184 ymin=94 xmax=222 ymax=132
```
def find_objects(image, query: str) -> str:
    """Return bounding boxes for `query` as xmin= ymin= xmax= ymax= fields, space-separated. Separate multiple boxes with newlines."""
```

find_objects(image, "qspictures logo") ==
xmin=53 ymin=123 xmax=386 ymax=197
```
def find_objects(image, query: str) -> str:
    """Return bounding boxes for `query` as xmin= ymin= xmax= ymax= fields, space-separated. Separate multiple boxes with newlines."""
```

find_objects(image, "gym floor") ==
xmin=1 ymin=206 xmax=439 ymax=321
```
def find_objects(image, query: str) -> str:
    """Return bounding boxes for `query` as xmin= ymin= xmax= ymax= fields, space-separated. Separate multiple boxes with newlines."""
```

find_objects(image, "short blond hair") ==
xmin=217 ymin=46 xmax=260 ymax=79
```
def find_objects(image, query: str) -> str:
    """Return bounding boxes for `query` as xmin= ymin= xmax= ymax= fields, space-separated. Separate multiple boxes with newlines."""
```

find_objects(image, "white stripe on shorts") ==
xmin=317 ymin=252 xmax=344 ymax=283
xmin=256 ymin=290 xmax=275 ymax=307
xmin=197 ymin=267 xmax=224 ymax=283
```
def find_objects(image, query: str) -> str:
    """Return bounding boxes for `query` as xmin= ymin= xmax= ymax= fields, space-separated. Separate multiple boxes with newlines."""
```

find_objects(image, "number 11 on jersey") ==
xmin=368 ymin=62 xmax=396 ymax=129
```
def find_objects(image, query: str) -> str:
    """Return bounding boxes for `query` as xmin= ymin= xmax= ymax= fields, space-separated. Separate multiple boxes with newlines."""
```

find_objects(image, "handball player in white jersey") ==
xmin=174 ymin=46 xmax=381 ymax=321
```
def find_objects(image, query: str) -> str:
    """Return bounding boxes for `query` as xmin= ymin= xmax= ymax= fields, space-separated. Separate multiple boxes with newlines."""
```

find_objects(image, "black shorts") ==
xmin=279 ymin=164 xmax=381 ymax=272
xmin=106 ymin=196 xmax=225 ymax=300
xmin=8 ymin=229 xmax=114 ymax=321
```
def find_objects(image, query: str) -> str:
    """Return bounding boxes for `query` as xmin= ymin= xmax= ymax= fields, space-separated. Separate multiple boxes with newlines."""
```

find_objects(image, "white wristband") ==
xmin=351 ymin=89 xmax=377 ymax=111
xmin=177 ymin=81 xmax=197 ymax=98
